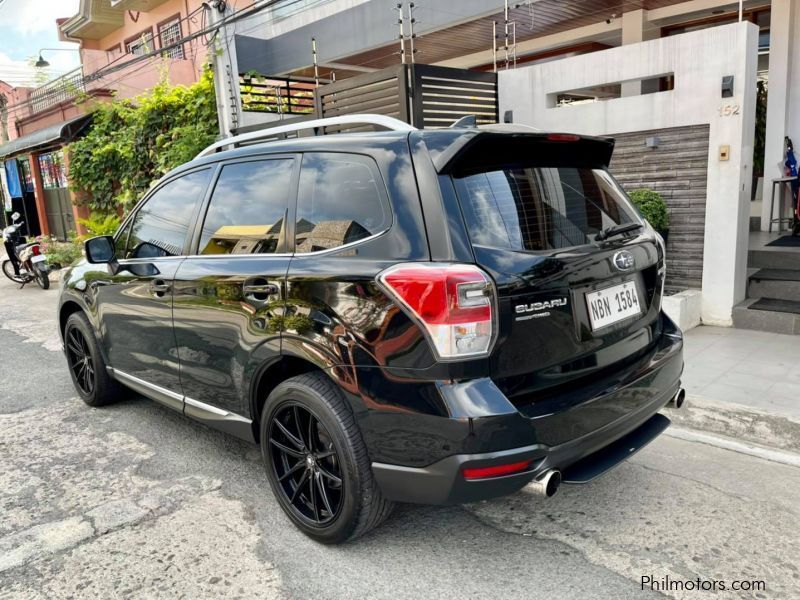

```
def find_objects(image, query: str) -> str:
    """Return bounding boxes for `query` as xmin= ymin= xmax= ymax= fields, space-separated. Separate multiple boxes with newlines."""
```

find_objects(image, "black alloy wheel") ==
xmin=268 ymin=402 xmax=344 ymax=526
xmin=65 ymin=326 xmax=95 ymax=396
xmin=260 ymin=373 xmax=394 ymax=543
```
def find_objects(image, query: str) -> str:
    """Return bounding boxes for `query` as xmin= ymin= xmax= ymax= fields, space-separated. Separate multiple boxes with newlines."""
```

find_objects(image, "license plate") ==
xmin=31 ymin=254 xmax=46 ymax=263
xmin=585 ymin=281 xmax=641 ymax=330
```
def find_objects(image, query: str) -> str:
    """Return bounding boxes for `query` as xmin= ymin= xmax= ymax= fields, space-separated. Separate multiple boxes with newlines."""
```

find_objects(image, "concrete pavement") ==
xmin=1 ymin=272 xmax=799 ymax=599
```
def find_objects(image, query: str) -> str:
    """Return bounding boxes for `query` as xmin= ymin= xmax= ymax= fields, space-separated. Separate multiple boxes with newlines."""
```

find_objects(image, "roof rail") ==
xmin=195 ymin=114 xmax=417 ymax=159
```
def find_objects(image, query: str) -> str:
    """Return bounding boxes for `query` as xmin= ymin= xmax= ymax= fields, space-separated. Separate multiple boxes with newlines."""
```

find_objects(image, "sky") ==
xmin=0 ymin=0 xmax=81 ymax=88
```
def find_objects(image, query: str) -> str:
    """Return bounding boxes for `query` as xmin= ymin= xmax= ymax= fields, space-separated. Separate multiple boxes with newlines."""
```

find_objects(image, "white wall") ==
xmin=498 ymin=22 xmax=758 ymax=326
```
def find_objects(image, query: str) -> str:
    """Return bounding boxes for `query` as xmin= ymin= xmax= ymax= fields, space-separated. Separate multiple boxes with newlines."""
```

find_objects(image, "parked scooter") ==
xmin=2 ymin=212 xmax=50 ymax=289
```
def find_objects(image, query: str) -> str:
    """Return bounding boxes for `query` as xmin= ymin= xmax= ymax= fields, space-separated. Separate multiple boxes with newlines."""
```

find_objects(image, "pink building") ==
xmin=0 ymin=0 xmax=209 ymax=239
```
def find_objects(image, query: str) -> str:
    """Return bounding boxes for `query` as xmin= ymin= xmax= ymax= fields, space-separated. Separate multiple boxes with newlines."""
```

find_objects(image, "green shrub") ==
xmin=68 ymin=69 xmax=218 ymax=213
xmin=627 ymin=188 xmax=670 ymax=232
xmin=38 ymin=235 xmax=83 ymax=268
xmin=77 ymin=212 xmax=121 ymax=241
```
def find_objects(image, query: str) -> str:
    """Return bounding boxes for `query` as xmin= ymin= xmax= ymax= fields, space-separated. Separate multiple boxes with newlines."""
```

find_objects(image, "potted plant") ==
xmin=628 ymin=188 xmax=670 ymax=246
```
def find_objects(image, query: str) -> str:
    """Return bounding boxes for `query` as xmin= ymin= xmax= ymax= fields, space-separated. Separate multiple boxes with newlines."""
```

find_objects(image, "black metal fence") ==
xmin=313 ymin=66 xmax=409 ymax=132
xmin=312 ymin=64 xmax=498 ymax=129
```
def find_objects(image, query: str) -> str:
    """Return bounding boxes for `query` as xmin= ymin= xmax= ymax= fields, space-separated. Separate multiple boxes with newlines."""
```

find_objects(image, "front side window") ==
xmin=125 ymin=169 xmax=211 ymax=258
xmin=114 ymin=218 xmax=133 ymax=261
xmin=453 ymin=167 xmax=639 ymax=252
xmin=295 ymin=153 xmax=389 ymax=253
xmin=198 ymin=159 xmax=294 ymax=255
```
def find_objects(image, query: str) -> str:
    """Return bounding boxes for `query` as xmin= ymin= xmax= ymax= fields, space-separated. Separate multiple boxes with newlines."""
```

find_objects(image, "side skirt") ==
xmin=108 ymin=367 xmax=256 ymax=444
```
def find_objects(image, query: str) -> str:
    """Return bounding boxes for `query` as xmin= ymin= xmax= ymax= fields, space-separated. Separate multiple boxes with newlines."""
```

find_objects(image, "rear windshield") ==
xmin=452 ymin=167 xmax=640 ymax=251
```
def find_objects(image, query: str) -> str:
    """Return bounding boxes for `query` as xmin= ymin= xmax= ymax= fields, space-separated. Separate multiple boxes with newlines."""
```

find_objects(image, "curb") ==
xmin=665 ymin=426 xmax=800 ymax=468
xmin=662 ymin=395 xmax=800 ymax=457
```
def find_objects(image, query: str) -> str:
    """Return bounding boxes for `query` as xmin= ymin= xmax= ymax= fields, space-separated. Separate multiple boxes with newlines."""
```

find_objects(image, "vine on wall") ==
xmin=68 ymin=69 xmax=218 ymax=214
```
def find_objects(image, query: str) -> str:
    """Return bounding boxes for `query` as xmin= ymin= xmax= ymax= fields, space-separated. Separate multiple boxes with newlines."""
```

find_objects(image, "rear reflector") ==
xmin=377 ymin=263 xmax=496 ymax=360
xmin=547 ymin=133 xmax=581 ymax=142
xmin=462 ymin=460 xmax=532 ymax=480
xmin=31 ymin=245 xmax=41 ymax=256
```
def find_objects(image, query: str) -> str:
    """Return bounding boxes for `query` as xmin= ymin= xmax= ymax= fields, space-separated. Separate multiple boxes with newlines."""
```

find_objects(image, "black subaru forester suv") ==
xmin=58 ymin=117 xmax=683 ymax=543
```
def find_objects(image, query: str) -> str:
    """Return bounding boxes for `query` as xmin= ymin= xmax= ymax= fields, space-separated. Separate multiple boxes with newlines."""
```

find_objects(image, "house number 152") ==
xmin=718 ymin=104 xmax=740 ymax=117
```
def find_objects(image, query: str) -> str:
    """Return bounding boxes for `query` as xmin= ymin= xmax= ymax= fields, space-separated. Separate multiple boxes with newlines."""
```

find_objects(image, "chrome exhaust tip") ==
xmin=670 ymin=388 xmax=686 ymax=409
xmin=530 ymin=469 xmax=561 ymax=498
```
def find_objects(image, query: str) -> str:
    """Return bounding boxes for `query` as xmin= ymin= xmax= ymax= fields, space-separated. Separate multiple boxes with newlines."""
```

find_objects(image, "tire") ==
xmin=64 ymin=312 xmax=121 ymax=407
xmin=260 ymin=372 xmax=394 ymax=544
xmin=35 ymin=266 xmax=49 ymax=290
xmin=2 ymin=260 xmax=24 ymax=283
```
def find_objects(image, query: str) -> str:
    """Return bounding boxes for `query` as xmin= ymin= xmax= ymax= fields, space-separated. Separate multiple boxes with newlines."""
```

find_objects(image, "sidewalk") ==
xmin=667 ymin=324 xmax=800 ymax=458
xmin=682 ymin=325 xmax=799 ymax=418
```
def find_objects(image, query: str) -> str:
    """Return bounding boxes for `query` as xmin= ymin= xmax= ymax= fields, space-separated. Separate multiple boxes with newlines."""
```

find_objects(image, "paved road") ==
xmin=0 ymin=272 xmax=798 ymax=599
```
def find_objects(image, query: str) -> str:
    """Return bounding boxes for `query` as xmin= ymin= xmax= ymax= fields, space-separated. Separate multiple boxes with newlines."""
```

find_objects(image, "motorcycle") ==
xmin=2 ymin=212 xmax=50 ymax=290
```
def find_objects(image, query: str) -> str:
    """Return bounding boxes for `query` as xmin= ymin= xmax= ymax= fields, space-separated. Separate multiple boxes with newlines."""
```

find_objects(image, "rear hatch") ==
xmin=440 ymin=132 xmax=666 ymax=428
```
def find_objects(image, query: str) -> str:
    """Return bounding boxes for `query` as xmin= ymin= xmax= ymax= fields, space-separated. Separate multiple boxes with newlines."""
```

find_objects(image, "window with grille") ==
xmin=126 ymin=31 xmax=154 ymax=56
xmin=158 ymin=18 xmax=184 ymax=59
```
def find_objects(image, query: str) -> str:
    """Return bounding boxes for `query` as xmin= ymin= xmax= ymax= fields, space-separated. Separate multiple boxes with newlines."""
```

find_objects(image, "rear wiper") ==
xmin=595 ymin=222 xmax=643 ymax=242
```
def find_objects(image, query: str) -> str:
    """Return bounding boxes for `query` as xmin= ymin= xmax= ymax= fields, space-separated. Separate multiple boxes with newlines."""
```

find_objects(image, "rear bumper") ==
xmin=372 ymin=313 xmax=683 ymax=505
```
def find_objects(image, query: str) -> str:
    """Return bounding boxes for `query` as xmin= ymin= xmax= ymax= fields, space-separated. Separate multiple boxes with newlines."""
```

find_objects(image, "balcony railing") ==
xmin=239 ymin=75 xmax=315 ymax=115
xmin=29 ymin=67 xmax=86 ymax=115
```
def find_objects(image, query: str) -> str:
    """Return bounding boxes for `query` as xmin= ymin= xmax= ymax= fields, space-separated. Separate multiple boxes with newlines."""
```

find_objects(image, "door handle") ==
xmin=243 ymin=283 xmax=279 ymax=295
xmin=151 ymin=280 xmax=171 ymax=296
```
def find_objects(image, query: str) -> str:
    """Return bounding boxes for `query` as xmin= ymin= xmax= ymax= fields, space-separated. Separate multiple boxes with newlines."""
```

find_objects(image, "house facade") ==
xmin=0 ymin=0 xmax=207 ymax=238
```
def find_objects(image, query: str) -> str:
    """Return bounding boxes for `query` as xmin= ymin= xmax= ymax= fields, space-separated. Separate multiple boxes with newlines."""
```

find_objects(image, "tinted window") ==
xmin=114 ymin=218 xmax=133 ymax=261
xmin=295 ymin=153 xmax=389 ymax=253
xmin=453 ymin=167 xmax=639 ymax=251
xmin=198 ymin=159 xmax=293 ymax=255
xmin=126 ymin=169 xmax=211 ymax=258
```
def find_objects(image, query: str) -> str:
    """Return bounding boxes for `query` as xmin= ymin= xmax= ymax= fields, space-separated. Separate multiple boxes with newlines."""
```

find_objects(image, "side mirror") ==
xmin=11 ymin=211 xmax=20 ymax=222
xmin=85 ymin=235 xmax=116 ymax=264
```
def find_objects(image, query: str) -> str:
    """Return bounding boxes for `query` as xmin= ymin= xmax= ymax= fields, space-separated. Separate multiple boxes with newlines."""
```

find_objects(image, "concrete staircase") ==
xmin=733 ymin=246 xmax=800 ymax=334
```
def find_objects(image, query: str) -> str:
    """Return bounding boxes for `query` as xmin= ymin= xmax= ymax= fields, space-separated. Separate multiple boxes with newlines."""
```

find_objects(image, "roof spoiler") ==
xmin=429 ymin=130 xmax=616 ymax=175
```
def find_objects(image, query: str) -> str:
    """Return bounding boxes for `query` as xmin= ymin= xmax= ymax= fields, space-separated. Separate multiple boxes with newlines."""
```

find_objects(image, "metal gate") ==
xmin=43 ymin=187 xmax=75 ymax=241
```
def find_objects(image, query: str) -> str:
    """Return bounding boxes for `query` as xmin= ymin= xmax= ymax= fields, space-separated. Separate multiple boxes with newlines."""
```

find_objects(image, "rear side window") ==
xmin=295 ymin=153 xmax=389 ymax=253
xmin=198 ymin=159 xmax=294 ymax=255
xmin=453 ymin=167 xmax=639 ymax=251
xmin=125 ymin=168 xmax=212 ymax=258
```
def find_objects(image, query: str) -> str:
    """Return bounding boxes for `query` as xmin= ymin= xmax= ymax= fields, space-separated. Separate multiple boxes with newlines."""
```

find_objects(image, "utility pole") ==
xmin=407 ymin=2 xmax=417 ymax=64
xmin=312 ymin=37 xmax=320 ymax=87
xmin=504 ymin=0 xmax=509 ymax=69
xmin=0 ymin=93 xmax=9 ymax=143
xmin=512 ymin=21 xmax=517 ymax=68
xmin=397 ymin=3 xmax=406 ymax=64
xmin=492 ymin=21 xmax=497 ymax=73
xmin=207 ymin=0 xmax=242 ymax=138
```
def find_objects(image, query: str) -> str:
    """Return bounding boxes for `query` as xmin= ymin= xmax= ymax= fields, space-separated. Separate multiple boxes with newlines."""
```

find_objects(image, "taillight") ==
xmin=546 ymin=133 xmax=581 ymax=142
xmin=377 ymin=263 xmax=496 ymax=360
xmin=31 ymin=245 xmax=41 ymax=256
xmin=462 ymin=460 xmax=532 ymax=480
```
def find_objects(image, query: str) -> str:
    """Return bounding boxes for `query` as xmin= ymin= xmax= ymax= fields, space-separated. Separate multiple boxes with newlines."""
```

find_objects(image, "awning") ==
xmin=0 ymin=113 xmax=93 ymax=159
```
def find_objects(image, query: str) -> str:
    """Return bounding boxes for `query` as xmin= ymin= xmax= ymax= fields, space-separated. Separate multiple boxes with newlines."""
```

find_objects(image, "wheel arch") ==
xmin=59 ymin=298 xmax=111 ymax=366
xmin=249 ymin=355 xmax=327 ymax=443
xmin=59 ymin=300 xmax=86 ymax=339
